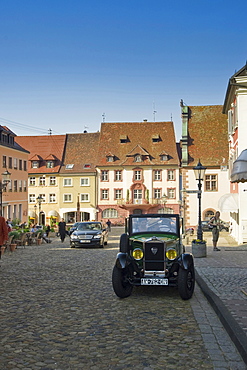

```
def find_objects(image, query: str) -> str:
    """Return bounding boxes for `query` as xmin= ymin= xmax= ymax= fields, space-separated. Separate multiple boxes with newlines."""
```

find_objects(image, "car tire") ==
xmin=112 ymin=265 xmax=133 ymax=298
xmin=178 ymin=266 xmax=195 ymax=300
xmin=119 ymin=233 xmax=129 ymax=253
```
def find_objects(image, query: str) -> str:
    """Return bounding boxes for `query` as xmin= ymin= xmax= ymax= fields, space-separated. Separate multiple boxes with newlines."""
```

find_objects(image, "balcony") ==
xmin=117 ymin=198 xmax=165 ymax=211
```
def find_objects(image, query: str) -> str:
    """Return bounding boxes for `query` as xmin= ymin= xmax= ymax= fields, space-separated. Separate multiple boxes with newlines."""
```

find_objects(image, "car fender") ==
xmin=177 ymin=253 xmax=194 ymax=270
xmin=115 ymin=252 xmax=129 ymax=269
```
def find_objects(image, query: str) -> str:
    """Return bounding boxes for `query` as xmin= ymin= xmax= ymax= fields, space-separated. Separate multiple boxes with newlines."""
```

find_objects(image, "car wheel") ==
xmin=112 ymin=265 xmax=133 ymax=298
xmin=119 ymin=233 xmax=129 ymax=253
xmin=178 ymin=266 xmax=195 ymax=300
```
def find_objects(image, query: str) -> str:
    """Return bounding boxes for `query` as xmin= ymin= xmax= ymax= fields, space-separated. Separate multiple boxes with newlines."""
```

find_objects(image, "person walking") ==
xmin=0 ymin=216 xmax=9 ymax=259
xmin=106 ymin=219 xmax=112 ymax=232
xmin=58 ymin=218 xmax=67 ymax=242
xmin=208 ymin=211 xmax=222 ymax=251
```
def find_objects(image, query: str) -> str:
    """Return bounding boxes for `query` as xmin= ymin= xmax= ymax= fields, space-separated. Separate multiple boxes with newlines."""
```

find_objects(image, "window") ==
xmin=23 ymin=180 xmax=27 ymax=192
xmin=134 ymin=155 xmax=142 ymax=162
xmin=63 ymin=178 xmax=72 ymax=186
xmin=8 ymin=157 xmax=12 ymax=169
xmin=205 ymin=174 xmax=217 ymax=191
xmin=14 ymin=180 xmax=17 ymax=192
xmin=115 ymin=170 xmax=122 ymax=181
xmin=134 ymin=170 xmax=141 ymax=181
xmin=80 ymin=178 xmax=89 ymax=186
xmin=19 ymin=159 xmax=22 ymax=170
xmin=160 ymin=154 xmax=168 ymax=161
xmin=40 ymin=194 xmax=46 ymax=203
xmin=115 ymin=189 xmax=122 ymax=199
xmin=49 ymin=176 xmax=56 ymax=186
xmin=154 ymin=170 xmax=161 ymax=181
xmin=19 ymin=180 xmax=22 ymax=192
xmin=101 ymin=189 xmax=109 ymax=199
xmin=154 ymin=189 xmax=161 ymax=199
xmin=101 ymin=170 xmax=108 ymax=181
xmin=65 ymin=164 xmax=74 ymax=169
xmin=39 ymin=176 xmax=46 ymax=186
xmin=80 ymin=193 xmax=90 ymax=202
xmin=102 ymin=208 xmax=118 ymax=218
xmin=107 ymin=156 xmax=114 ymax=162
xmin=152 ymin=135 xmax=160 ymax=143
xmin=167 ymin=188 xmax=175 ymax=199
xmin=29 ymin=194 xmax=36 ymax=203
xmin=133 ymin=189 xmax=142 ymax=200
xmin=29 ymin=177 xmax=36 ymax=186
xmin=46 ymin=161 xmax=54 ymax=168
xmin=2 ymin=156 xmax=6 ymax=168
xmin=8 ymin=180 xmax=12 ymax=192
xmin=49 ymin=194 xmax=56 ymax=203
xmin=32 ymin=161 xmax=39 ymax=168
xmin=24 ymin=160 xmax=27 ymax=171
xmin=84 ymin=164 xmax=91 ymax=168
xmin=14 ymin=158 xmax=18 ymax=169
xmin=167 ymin=170 xmax=175 ymax=181
xmin=64 ymin=194 xmax=72 ymax=202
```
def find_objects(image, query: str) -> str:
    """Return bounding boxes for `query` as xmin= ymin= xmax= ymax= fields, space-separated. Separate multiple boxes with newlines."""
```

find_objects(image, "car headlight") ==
xmin=93 ymin=234 xmax=101 ymax=239
xmin=166 ymin=248 xmax=177 ymax=260
xmin=132 ymin=248 xmax=144 ymax=260
xmin=70 ymin=234 xmax=78 ymax=240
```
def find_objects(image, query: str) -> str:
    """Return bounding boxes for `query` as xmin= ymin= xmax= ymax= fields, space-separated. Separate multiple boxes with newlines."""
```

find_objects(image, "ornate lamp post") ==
xmin=36 ymin=195 xmax=43 ymax=225
xmin=34 ymin=204 xmax=37 ymax=224
xmin=0 ymin=170 xmax=11 ymax=216
xmin=193 ymin=161 xmax=207 ymax=241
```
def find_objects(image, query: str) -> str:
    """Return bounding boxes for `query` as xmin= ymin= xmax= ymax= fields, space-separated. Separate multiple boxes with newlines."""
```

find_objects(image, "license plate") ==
xmin=141 ymin=278 xmax=168 ymax=285
xmin=80 ymin=240 xmax=91 ymax=243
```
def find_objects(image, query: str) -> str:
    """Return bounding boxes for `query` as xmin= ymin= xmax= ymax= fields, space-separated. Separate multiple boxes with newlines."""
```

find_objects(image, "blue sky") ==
xmin=0 ymin=0 xmax=247 ymax=140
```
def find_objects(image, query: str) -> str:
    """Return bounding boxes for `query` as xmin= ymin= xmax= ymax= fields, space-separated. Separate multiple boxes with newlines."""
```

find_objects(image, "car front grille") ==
xmin=144 ymin=241 xmax=165 ymax=271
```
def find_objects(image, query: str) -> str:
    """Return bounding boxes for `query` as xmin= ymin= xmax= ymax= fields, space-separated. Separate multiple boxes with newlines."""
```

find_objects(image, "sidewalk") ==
xmin=185 ymin=231 xmax=247 ymax=366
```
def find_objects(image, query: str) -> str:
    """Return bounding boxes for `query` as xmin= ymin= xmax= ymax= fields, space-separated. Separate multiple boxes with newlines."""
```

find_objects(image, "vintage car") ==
xmin=112 ymin=214 xmax=195 ymax=300
xmin=70 ymin=222 xmax=108 ymax=248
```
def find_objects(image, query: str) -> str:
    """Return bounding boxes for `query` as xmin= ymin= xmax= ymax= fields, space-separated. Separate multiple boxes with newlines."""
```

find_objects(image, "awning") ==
xmin=231 ymin=149 xmax=247 ymax=183
xmin=218 ymin=193 xmax=239 ymax=212
xmin=48 ymin=210 xmax=59 ymax=217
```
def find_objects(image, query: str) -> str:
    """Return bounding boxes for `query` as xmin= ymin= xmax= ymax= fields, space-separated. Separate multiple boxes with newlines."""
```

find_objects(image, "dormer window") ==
xmin=152 ymin=134 xmax=161 ymax=143
xmin=120 ymin=135 xmax=128 ymax=143
xmin=46 ymin=160 xmax=54 ymax=168
xmin=107 ymin=156 xmax=114 ymax=162
xmin=32 ymin=161 xmax=39 ymax=169
xmin=84 ymin=164 xmax=91 ymax=168
xmin=160 ymin=152 xmax=169 ymax=161
xmin=134 ymin=155 xmax=142 ymax=162
xmin=66 ymin=164 xmax=74 ymax=169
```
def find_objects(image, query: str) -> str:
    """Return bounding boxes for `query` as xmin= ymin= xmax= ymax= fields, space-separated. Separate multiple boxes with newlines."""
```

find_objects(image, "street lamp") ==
xmin=0 ymin=170 xmax=11 ymax=217
xmin=36 ymin=195 xmax=43 ymax=225
xmin=34 ymin=204 xmax=37 ymax=224
xmin=193 ymin=161 xmax=207 ymax=241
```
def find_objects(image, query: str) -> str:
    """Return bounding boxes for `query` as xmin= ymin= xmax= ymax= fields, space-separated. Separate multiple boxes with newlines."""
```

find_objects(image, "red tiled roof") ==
xmin=15 ymin=135 xmax=66 ymax=173
xmin=187 ymin=105 xmax=228 ymax=167
xmin=97 ymin=121 xmax=179 ymax=166
xmin=59 ymin=132 xmax=100 ymax=173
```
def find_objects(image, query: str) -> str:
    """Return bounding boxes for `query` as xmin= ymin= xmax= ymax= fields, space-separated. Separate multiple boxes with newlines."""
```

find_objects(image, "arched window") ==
xmin=204 ymin=210 xmax=214 ymax=221
xmin=158 ymin=207 xmax=174 ymax=214
xmin=102 ymin=208 xmax=118 ymax=218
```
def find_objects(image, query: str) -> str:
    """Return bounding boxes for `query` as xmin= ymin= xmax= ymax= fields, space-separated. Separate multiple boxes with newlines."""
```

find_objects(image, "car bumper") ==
xmin=70 ymin=239 xmax=102 ymax=247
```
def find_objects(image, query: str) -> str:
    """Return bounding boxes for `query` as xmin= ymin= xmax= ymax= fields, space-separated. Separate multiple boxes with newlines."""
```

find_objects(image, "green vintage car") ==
xmin=112 ymin=214 xmax=195 ymax=300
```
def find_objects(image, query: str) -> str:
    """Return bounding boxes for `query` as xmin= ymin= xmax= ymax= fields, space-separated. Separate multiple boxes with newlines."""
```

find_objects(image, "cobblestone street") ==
xmin=0 ymin=228 xmax=245 ymax=369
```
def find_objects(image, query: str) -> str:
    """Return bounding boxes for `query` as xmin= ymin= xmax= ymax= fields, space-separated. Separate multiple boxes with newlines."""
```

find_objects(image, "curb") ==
xmin=195 ymin=269 xmax=247 ymax=366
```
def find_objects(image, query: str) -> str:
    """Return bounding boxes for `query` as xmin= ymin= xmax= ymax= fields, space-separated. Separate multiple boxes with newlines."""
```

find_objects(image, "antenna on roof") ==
xmin=171 ymin=113 xmax=173 ymax=121
xmin=48 ymin=128 xmax=52 ymax=135
xmin=102 ymin=113 xmax=105 ymax=122
xmin=153 ymin=102 xmax=157 ymax=122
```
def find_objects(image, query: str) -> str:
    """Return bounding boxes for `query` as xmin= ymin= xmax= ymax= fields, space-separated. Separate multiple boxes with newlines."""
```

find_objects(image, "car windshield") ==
xmin=131 ymin=216 xmax=177 ymax=234
xmin=77 ymin=223 xmax=102 ymax=231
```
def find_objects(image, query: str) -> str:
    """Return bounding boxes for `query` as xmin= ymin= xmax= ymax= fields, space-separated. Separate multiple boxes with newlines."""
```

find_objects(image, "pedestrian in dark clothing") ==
xmin=58 ymin=218 xmax=66 ymax=242
xmin=46 ymin=225 xmax=51 ymax=237
xmin=106 ymin=219 xmax=111 ymax=232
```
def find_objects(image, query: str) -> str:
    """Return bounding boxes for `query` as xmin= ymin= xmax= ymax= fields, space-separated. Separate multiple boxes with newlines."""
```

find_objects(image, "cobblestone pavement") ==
xmin=0 ymin=228 xmax=246 ymax=369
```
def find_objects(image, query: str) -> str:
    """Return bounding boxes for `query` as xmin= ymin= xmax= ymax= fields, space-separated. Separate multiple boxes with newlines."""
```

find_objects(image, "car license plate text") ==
xmin=80 ymin=240 xmax=90 ymax=243
xmin=141 ymin=278 xmax=168 ymax=286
